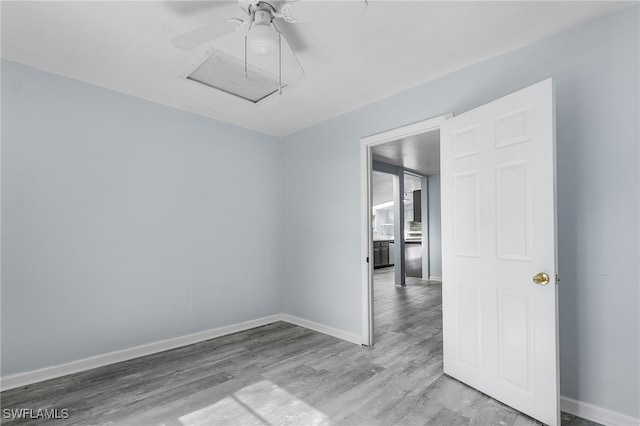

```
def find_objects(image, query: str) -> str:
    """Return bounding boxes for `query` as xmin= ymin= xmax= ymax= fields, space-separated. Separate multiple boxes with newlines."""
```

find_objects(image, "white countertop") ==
xmin=373 ymin=237 xmax=422 ymax=243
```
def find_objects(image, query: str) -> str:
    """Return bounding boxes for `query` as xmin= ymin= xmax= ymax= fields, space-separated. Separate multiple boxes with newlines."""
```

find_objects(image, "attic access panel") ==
xmin=188 ymin=50 xmax=281 ymax=103
xmin=186 ymin=30 xmax=304 ymax=104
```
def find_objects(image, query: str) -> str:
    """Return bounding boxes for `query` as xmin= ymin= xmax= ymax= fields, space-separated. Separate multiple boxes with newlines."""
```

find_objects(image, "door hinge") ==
xmin=366 ymin=257 xmax=369 ymax=263
xmin=556 ymin=274 xmax=560 ymax=285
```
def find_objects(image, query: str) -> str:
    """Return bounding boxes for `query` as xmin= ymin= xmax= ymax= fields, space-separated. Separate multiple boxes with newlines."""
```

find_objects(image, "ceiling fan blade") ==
xmin=211 ymin=25 xmax=304 ymax=84
xmin=281 ymin=0 xmax=368 ymax=23
xmin=172 ymin=19 xmax=245 ymax=50
xmin=273 ymin=21 xmax=308 ymax=53
xmin=277 ymin=29 xmax=305 ymax=81
xmin=165 ymin=1 xmax=237 ymax=16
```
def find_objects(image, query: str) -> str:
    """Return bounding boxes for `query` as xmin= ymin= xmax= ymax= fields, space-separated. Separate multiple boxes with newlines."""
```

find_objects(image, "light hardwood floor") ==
xmin=1 ymin=268 xmax=598 ymax=425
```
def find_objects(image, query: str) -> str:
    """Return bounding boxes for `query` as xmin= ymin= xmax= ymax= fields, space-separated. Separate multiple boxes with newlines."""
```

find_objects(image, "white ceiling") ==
xmin=1 ymin=1 xmax=634 ymax=137
xmin=372 ymin=171 xmax=422 ymax=206
xmin=372 ymin=129 xmax=440 ymax=176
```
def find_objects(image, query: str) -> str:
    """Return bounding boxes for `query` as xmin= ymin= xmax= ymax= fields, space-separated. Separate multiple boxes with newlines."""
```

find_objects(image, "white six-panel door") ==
xmin=440 ymin=79 xmax=559 ymax=425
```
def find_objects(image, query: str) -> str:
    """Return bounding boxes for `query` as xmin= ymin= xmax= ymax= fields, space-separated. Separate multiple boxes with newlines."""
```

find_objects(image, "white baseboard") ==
xmin=4 ymin=317 xmax=638 ymax=426
xmin=0 ymin=314 xmax=283 ymax=392
xmin=281 ymin=314 xmax=365 ymax=346
xmin=0 ymin=313 xmax=366 ymax=391
xmin=429 ymin=276 xmax=442 ymax=281
xmin=561 ymin=396 xmax=640 ymax=426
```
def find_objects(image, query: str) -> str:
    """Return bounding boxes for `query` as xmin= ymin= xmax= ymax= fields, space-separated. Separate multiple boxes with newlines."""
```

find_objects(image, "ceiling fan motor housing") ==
xmin=254 ymin=10 xmax=272 ymax=25
xmin=251 ymin=2 xmax=276 ymax=25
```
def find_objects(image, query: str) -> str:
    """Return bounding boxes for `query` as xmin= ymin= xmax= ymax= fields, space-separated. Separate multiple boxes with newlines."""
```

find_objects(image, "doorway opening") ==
xmin=360 ymin=81 xmax=558 ymax=425
xmin=360 ymin=114 xmax=451 ymax=346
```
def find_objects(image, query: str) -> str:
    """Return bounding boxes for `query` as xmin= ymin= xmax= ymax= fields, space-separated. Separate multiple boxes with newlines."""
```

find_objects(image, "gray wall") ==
xmin=1 ymin=5 xmax=638 ymax=419
xmin=281 ymin=7 xmax=639 ymax=418
xmin=1 ymin=60 xmax=282 ymax=375
xmin=427 ymin=175 xmax=441 ymax=279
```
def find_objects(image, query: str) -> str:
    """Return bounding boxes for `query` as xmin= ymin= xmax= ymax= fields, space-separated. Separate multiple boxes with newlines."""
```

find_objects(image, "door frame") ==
xmin=360 ymin=113 xmax=452 ymax=346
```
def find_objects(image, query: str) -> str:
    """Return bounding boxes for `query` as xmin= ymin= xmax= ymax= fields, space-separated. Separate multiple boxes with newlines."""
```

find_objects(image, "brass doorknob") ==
xmin=532 ymin=272 xmax=550 ymax=285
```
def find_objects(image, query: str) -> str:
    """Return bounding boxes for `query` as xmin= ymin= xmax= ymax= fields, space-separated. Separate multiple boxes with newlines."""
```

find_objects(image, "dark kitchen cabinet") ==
xmin=413 ymin=190 xmax=422 ymax=222
xmin=381 ymin=243 xmax=389 ymax=266
xmin=373 ymin=241 xmax=392 ymax=268
xmin=373 ymin=241 xmax=382 ymax=267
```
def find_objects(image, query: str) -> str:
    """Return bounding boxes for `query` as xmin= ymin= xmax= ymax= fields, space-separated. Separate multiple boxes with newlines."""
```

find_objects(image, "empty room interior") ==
xmin=1 ymin=1 xmax=639 ymax=425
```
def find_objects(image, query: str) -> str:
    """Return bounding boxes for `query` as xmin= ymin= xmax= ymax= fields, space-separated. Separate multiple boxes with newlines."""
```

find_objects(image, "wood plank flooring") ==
xmin=1 ymin=268 xmax=599 ymax=425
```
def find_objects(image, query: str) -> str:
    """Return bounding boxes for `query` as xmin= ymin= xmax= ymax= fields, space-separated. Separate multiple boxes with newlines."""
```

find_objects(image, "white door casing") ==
xmin=440 ymin=79 xmax=559 ymax=425
xmin=360 ymin=114 xmax=452 ymax=346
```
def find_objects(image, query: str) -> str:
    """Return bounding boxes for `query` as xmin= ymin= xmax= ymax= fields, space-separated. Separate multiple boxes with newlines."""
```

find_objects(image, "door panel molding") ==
xmin=441 ymin=79 xmax=558 ymax=425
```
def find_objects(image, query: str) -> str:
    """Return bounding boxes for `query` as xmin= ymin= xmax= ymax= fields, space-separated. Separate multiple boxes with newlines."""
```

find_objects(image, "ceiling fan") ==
xmin=172 ymin=0 xmax=368 ymax=103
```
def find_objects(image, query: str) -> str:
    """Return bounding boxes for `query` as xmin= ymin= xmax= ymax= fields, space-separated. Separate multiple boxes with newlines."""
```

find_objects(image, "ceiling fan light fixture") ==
xmin=248 ymin=23 xmax=279 ymax=56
